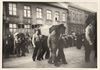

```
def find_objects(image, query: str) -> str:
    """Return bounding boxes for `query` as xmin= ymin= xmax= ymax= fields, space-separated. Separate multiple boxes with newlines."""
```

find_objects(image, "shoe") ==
xmin=48 ymin=60 xmax=54 ymax=64
xmin=21 ymin=54 xmax=26 ymax=56
xmin=37 ymin=59 xmax=41 ymax=61
xmin=32 ymin=58 xmax=35 ymax=61
xmin=41 ymin=57 xmax=44 ymax=60
xmin=37 ymin=58 xmax=41 ymax=61
xmin=54 ymin=63 xmax=60 ymax=67
xmin=62 ymin=61 xmax=68 ymax=64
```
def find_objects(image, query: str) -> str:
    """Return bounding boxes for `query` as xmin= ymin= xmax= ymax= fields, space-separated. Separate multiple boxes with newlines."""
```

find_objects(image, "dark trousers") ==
xmin=4 ymin=45 xmax=10 ymax=58
xmin=85 ymin=44 xmax=91 ymax=62
xmin=94 ymin=40 xmax=97 ymax=58
xmin=45 ymin=47 xmax=50 ymax=59
xmin=56 ymin=48 xmax=67 ymax=64
xmin=84 ymin=39 xmax=92 ymax=62
xmin=38 ymin=46 xmax=50 ymax=59
xmin=20 ymin=45 xmax=26 ymax=56
xmin=84 ymin=38 xmax=97 ymax=62
xmin=37 ymin=36 xmax=50 ymax=60
xmin=15 ymin=43 xmax=20 ymax=56
xmin=16 ymin=43 xmax=26 ymax=56
xmin=48 ymin=48 xmax=57 ymax=64
xmin=32 ymin=42 xmax=42 ymax=61
xmin=94 ymin=46 xmax=97 ymax=58
xmin=77 ymin=40 xmax=82 ymax=49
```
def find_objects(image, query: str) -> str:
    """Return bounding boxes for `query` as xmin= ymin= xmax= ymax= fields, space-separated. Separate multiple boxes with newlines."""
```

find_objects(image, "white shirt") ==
xmin=85 ymin=24 xmax=93 ymax=45
xmin=32 ymin=34 xmax=36 ymax=48
xmin=14 ymin=32 xmax=19 ymax=43
xmin=32 ymin=33 xmax=42 ymax=48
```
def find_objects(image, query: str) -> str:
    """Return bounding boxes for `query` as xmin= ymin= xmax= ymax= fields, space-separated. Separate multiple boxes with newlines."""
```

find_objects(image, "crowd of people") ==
xmin=3 ymin=32 xmax=32 ymax=58
xmin=3 ymin=13 xmax=97 ymax=67
xmin=63 ymin=33 xmax=85 ymax=49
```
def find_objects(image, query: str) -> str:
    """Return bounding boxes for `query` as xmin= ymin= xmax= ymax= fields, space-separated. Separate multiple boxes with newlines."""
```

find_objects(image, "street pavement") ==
xmin=2 ymin=47 xmax=97 ymax=68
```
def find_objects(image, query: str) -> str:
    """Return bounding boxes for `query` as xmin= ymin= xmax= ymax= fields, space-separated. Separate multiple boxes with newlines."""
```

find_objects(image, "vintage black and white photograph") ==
xmin=2 ymin=2 xmax=97 ymax=68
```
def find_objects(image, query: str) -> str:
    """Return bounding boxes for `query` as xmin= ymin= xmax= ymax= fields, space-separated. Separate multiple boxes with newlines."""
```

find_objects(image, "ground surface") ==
xmin=2 ymin=47 xmax=97 ymax=68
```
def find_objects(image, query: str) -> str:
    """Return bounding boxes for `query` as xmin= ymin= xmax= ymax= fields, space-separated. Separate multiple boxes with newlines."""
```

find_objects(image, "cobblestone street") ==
xmin=2 ymin=47 xmax=97 ymax=68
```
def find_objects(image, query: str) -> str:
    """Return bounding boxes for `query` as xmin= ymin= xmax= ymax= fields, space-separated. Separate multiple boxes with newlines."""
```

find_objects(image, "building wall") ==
xmin=68 ymin=6 xmax=89 ymax=35
xmin=3 ymin=2 xmax=68 ymax=36
xmin=3 ymin=2 xmax=94 ymax=36
xmin=68 ymin=6 xmax=88 ymax=24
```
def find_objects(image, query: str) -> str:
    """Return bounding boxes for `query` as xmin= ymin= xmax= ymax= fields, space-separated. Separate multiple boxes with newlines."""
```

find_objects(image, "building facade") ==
xmin=67 ymin=3 xmax=94 ymax=35
xmin=3 ymin=2 xmax=96 ymax=37
xmin=3 ymin=2 xmax=68 ymax=37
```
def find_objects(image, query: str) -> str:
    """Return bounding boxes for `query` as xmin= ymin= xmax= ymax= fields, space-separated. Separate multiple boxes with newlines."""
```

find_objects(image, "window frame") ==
xmin=9 ymin=23 xmax=17 ymax=34
xmin=24 ymin=24 xmax=31 ymax=32
xmin=8 ymin=3 xmax=17 ymax=16
xmin=62 ymin=13 xmax=66 ymax=21
xmin=24 ymin=5 xmax=31 ymax=18
xmin=36 ymin=7 xmax=43 ymax=19
xmin=46 ymin=9 xmax=52 ymax=20
xmin=55 ymin=11 xmax=60 ymax=21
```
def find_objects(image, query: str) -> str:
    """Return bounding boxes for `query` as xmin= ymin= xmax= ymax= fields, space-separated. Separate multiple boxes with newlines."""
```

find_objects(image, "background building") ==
xmin=3 ymin=2 xmax=96 ymax=37
xmin=67 ymin=3 xmax=95 ymax=35
xmin=3 ymin=2 xmax=68 ymax=37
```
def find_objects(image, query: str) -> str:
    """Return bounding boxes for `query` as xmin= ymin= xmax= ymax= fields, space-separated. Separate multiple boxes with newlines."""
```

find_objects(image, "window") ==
xmin=47 ymin=10 xmax=52 ymax=20
xmin=8 ymin=3 xmax=17 ymax=16
xmin=24 ymin=25 xmax=30 ymax=28
xmin=62 ymin=13 xmax=66 ymax=21
xmin=36 ymin=8 xmax=42 ymax=18
xmin=24 ymin=25 xmax=31 ymax=32
xmin=24 ymin=6 xmax=31 ymax=17
xmin=55 ymin=11 xmax=60 ymax=21
xmin=9 ymin=24 xmax=17 ymax=33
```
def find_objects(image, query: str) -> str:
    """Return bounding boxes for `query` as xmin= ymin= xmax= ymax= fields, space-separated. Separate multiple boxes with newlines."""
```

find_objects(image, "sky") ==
xmin=73 ymin=2 xmax=98 ymax=12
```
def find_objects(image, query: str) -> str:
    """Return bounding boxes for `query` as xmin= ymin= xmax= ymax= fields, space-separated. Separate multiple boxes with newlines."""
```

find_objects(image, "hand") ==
xmin=33 ymin=45 xmax=36 ymax=48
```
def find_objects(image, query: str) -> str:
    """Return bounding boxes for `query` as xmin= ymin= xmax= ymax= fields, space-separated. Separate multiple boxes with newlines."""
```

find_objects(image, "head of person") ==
xmin=85 ymin=13 xmax=97 ymax=27
xmin=35 ymin=29 xmax=41 ymax=35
